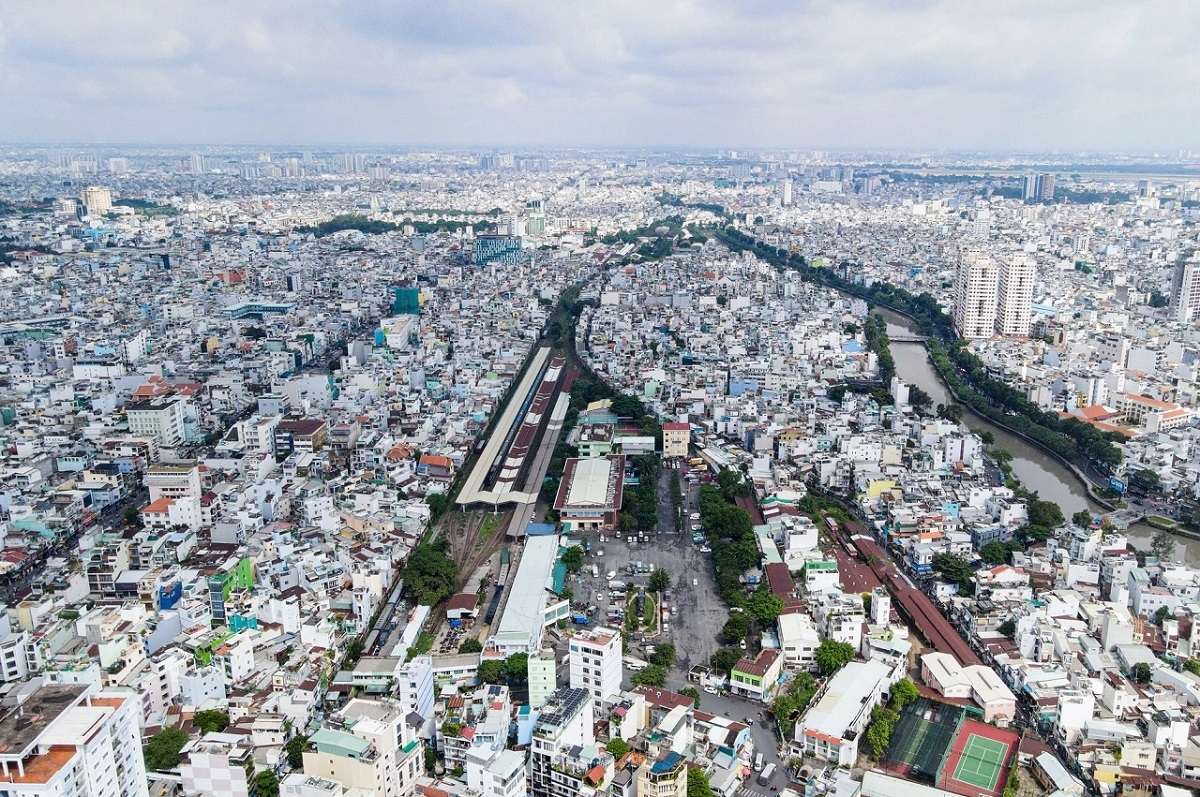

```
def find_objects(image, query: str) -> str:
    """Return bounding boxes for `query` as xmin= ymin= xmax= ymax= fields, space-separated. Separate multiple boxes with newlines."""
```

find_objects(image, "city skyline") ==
xmin=1 ymin=1 xmax=1197 ymax=150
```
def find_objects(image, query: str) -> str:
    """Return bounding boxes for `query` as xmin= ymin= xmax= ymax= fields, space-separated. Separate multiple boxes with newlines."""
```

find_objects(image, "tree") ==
xmin=503 ymin=653 xmax=529 ymax=683
xmin=908 ymin=385 xmax=933 ymax=413
xmin=745 ymin=587 xmax=784 ymax=624
xmin=124 ymin=504 xmax=142 ymax=528
xmin=1027 ymin=498 xmax=1065 ymax=529
xmin=143 ymin=727 xmax=189 ymax=771
xmin=890 ymin=678 xmax=919 ymax=710
xmin=827 ymin=384 xmax=848 ymax=403
xmin=1150 ymin=530 xmax=1176 ymax=562
xmin=477 ymin=660 xmax=504 ymax=684
xmin=720 ymin=613 xmax=751 ymax=642
xmin=605 ymin=738 xmax=630 ymax=758
xmin=403 ymin=538 xmax=458 ymax=605
xmin=998 ymin=619 xmax=1017 ymax=638
xmin=1131 ymin=463 xmax=1163 ymax=489
xmin=1072 ymin=510 xmax=1094 ymax=527
xmin=193 ymin=709 xmax=229 ymax=735
xmin=717 ymin=468 xmax=750 ymax=500
xmin=286 ymin=735 xmax=308 ymax=769
xmin=1131 ymin=662 xmax=1153 ymax=684
xmin=458 ymin=638 xmax=483 ymax=654
xmin=814 ymin=639 xmax=856 ymax=675
xmin=1155 ymin=606 xmax=1171 ymax=626
xmin=931 ymin=553 xmax=974 ymax=589
xmin=649 ymin=569 xmax=671 ymax=593
xmin=253 ymin=770 xmax=280 ymax=797
xmin=687 ymin=767 xmax=715 ymax=797
xmin=425 ymin=492 xmax=449 ymax=518
xmin=1183 ymin=659 xmax=1200 ymax=677
xmin=561 ymin=545 xmax=585 ymax=573
xmin=937 ymin=403 xmax=964 ymax=423
xmin=630 ymin=664 xmax=667 ymax=687
xmin=979 ymin=542 xmax=1010 ymax=565
xmin=679 ymin=686 xmax=701 ymax=708
xmin=650 ymin=643 xmax=676 ymax=668
xmin=710 ymin=646 xmax=744 ymax=676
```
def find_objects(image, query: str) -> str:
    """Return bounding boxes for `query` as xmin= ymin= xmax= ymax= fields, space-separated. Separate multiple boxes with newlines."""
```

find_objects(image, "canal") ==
xmin=876 ymin=308 xmax=1197 ymax=558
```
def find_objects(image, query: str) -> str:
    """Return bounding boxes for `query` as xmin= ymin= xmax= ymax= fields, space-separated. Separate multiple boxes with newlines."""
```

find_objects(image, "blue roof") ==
xmin=653 ymin=751 xmax=684 ymax=773
xmin=842 ymin=341 xmax=865 ymax=352
xmin=526 ymin=523 xmax=556 ymax=536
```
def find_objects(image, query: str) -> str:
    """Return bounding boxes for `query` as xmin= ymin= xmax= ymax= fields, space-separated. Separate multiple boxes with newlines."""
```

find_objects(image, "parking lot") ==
xmin=559 ymin=462 xmax=788 ymax=787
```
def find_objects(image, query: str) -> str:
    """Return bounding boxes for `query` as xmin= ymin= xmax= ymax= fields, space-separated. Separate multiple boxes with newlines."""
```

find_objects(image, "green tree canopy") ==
xmin=254 ymin=770 xmax=280 ymax=797
xmin=403 ymin=537 xmax=458 ymax=605
xmin=890 ymin=678 xmax=919 ymax=710
xmin=193 ymin=709 xmax=229 ymax=735
xmin=679 ymin=686 xmax=701 ymax=709
xmin=745 ymin=587 xmax=784 ymax=624
xmin=931 ymin=553 xmax=974 ymax=589
xmin=1027 ymin=498 xmax=1065 ymax=529
xmin=1131 ymin=662 xmax=1153 ymax=683
xmin=979 ymin=541 xmax=1010 ymax=565
xmin=503 ymin=653 xmax=529 ymax=683
xmin=605 ymin=738 xmax=630 ymax=758
xmin=478 ymin=660 xmax=504 ymax=684
xmin=814 ymin=639 xmax=856 ymax=675
xmin=458 ymin=638 xmax=483 ymax=654
xmin=650 ymin=643 xmax=677 ymax=668
xmin=561 ymin=545 xmax=585 ymax=573
xmin=649 ymin=568 xmax=671 ymax=593
xmin=286 ymin=735 xmax=308 ymax=769
xmin=998 ymin=619 xmax=1016 ymax=638
xmin=688 ymin=767 xmax=715 ymax=797
xmin=1072 ymin=510 xmax=1095 ymax=527
xmin=1150 ymin=530 xmax=1176 ymax=562
xmin=721 ymin=613 xmax=751 ymax=642
xmin=630 ymin=664 xmax=668 ymax=687
xmin=143 ymin=727 xmax=189 ymax=771
xmin=710 ymin=646 xmax=744 ymax=675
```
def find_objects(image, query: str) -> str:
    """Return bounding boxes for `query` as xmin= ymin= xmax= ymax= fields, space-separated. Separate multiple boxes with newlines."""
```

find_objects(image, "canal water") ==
xmin=876 ymin=309 xmax=1197 ymax=559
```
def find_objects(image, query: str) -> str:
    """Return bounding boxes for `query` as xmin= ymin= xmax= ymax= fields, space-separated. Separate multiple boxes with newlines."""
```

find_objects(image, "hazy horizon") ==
xmin=1 ymin=1 xmax=1196 ymax=151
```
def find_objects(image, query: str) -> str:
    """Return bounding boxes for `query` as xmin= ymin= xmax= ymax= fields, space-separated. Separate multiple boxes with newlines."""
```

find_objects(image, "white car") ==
xmin=596 ymin=550 xmax=604 ymax=556
xmin=703 ymin=686 xmax=718 ymax=695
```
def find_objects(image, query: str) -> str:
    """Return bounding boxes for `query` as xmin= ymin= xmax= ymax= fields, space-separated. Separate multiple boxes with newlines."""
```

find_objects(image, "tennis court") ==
xmin=882 ymin=698 xmax=966 ymax=785
xmin=950 ymin=734 xmax=1008 ymax=791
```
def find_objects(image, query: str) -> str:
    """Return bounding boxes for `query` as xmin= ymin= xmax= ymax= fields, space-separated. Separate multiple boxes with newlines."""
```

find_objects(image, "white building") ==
xmin=529 ymin=688 xmax=595 ymax=797
xmin=953 ymin=249 xmax=999 ymax=340
xmin=794 ymin=659 xmax=895 ymax=766
xmin=568 ymin=626 xmax=622 ymax=709
xmin=996 ymin=253 xmax=1035 ymax=337
xmin=80 ymin=186 xmax=113 ymax=217
xmin=527 ymin=648 xmax=557 ymax=709
xmin=0 ymin=684 xmax=148 ymax=797
xmin=126 ymin=397 xmax=186 ymax=447
xmin=397 ymin=655 xmax=434 ymax=721
xmin=1171 ymin=259 xmax=1200 ymax=324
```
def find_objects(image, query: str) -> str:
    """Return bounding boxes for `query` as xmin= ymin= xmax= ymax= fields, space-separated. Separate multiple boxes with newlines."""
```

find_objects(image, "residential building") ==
xmin=302 ymin=697 xmax=422 ymax=797
xmin=569 ymin=626 xmax=622 ymax=708
xmin=953 ymin=249 xmax=999 ymax=340
xmin=661 ymin=422 xmax=690 ymax=459
xmin=996 ymin=252 xmax=1035 ymax=337
xmin=793 ymin=659 xmax=894 ymax=766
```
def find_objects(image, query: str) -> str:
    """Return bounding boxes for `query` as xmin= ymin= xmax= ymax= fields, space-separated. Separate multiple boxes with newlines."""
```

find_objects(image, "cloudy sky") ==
xmin=0 ymin=1 xmax=1195 ymax=150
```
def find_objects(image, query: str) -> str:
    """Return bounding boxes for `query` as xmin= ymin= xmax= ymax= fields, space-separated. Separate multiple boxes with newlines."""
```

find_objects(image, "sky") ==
xmin=0 ymin=0 xmax=1196 ymax=151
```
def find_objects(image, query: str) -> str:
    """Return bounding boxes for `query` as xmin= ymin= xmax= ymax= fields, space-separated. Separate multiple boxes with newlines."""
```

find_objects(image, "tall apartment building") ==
xmin=0 ymin=684 xmax=148 ymax=797
xmin=302 ymin=697 xmax=422 ymax=797
xmin=996 ymin=252 xmax=1036 ymax=337
xmin=145 ymin=461 xmax=202 ymax=502
xmin=79 ymin=186 xmax=113 ymax=217
xmin=1170 ymin=260 xmax=1200 ymax=324
xmin=952 ymin=249 xmax=999 ymax=340
xmin=529 ymin=688 xmax=596 ymax=797
xmin=396 ymin=655 xmax=434 ymax=720
xmin=1022 ymin=173 xmax=1055 ymax=201
xmin=568 ymin=626 xmax=622 ymax=708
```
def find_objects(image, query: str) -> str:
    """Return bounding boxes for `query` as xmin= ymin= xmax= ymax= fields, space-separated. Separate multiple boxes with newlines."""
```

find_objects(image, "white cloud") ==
xmin=0 ymin=0 xmax=1194 ymax=148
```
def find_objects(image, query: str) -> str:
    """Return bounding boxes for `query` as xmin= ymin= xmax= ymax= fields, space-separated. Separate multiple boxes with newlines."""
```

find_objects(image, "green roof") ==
xmin=309 ymin=729 xmax=372 ymax=759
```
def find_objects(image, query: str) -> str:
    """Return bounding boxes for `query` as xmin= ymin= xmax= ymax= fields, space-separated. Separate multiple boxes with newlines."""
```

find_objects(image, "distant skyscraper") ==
xmin=107 ymin=157 xmax=129 ymax=174
xmin=79 ymin=186 xmax=112 ymax=217
xmin=189 ymin=153 xmax=206 ymax=173
xmin=340 ymin=153 xmax=366 ymax=173
xmin=952 ymin=249 xmax=999 ymax=339
xmin=996 ymin=252 xmax=1035 ymax=337
xmin=1170 ymin=260 xmax=1200 ymax=324
xmin=781 ymin=178 xmax=793 ymax=206
xmin=1022 ymin=173 xmax=1055 ymax=202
